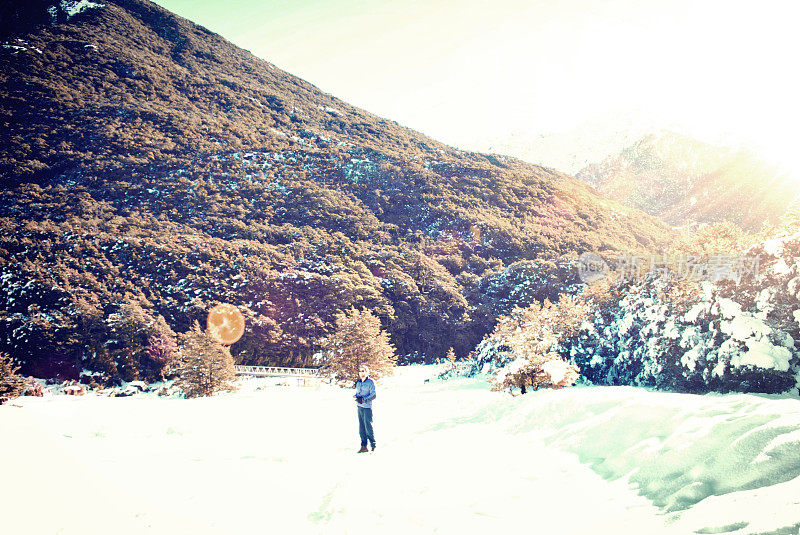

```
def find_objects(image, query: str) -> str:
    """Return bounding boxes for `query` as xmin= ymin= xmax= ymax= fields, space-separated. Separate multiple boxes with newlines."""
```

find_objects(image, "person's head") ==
xmin=359 ymin=365 xmax=369 ymax=380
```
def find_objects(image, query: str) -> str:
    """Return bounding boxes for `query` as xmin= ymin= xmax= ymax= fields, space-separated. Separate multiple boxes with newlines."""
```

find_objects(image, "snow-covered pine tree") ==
xmin=570 ymin=233 xmax=800 ymax=395
xmin=322 ymin=309 xmax=396 ymax=383
xmin=176 ymin=321 xmax=237 ymax=398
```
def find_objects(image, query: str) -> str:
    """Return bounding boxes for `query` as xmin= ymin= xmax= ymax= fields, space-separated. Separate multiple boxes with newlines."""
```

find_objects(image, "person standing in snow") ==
xmin=354 ymin=365 xmax=376 ymax=453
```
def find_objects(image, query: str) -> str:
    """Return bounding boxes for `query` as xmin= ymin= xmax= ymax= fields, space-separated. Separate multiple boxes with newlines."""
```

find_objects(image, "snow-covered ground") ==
xmin=3 ymin=365 xmax=800 ymax=534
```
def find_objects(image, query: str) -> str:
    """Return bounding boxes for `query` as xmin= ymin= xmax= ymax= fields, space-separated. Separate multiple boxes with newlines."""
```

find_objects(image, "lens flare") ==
xmin=207 ymin=303 xmax=245 ymax=345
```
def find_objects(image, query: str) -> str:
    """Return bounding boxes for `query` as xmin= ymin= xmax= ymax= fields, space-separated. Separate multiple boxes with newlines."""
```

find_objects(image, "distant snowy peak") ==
xmin=575 ymin=132 xmax=799 ymax=231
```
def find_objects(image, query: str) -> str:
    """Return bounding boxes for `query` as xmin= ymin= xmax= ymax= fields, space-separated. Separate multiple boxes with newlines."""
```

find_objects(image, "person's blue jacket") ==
xmin=355 ymin=377 xmax=376 ymax=409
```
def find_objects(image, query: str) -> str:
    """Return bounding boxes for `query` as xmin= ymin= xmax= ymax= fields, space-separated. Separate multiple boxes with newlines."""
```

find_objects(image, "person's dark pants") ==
xmin=357 ymin=406 xmax=375 ymax=447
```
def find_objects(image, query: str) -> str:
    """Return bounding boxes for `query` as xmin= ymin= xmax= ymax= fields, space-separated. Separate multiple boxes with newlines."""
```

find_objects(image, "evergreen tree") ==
xmin=0 ymin=352 xmax=25 ymax=403
xmin=106 ymin=300 xmax=178 ymax=382
xmin=445 ymin=346 xmax=457 ymax=368
xmin=322 ymin=309 xmax=396 ymax=382
xmin=175 ymin=321 xmax=237 ymax=398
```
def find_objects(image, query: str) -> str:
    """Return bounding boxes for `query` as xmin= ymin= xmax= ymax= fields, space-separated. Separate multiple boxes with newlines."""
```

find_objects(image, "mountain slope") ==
xmin=0 ymin=0 xmax=677 ymax=380
xmin=577 ymin=132 xmax=800 ymax=231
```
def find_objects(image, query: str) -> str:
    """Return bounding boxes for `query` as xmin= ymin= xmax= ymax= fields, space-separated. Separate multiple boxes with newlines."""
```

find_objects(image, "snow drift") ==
xmin=2 ymin=366 xmax=799 ymax=534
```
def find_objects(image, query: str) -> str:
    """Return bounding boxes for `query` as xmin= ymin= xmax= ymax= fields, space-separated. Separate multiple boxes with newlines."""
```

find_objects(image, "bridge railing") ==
xmin=234 ymin=365 xmax=321 ymax=378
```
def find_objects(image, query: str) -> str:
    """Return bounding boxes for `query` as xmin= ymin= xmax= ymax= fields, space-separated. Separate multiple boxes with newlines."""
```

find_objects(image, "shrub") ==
xmin=475 ymin=295 xmax=589 ymax=394
xmin=146 ymin=332 xmax=179 ymax=379
xmin=22 ymin=377 xmax=44 ymax=397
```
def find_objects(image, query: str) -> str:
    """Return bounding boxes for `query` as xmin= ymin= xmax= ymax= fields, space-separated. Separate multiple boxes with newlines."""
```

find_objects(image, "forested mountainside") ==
xmin=576 ymin=132 xmax=800 ymax=231
xmin=0 ymin=0 xmax=677 ymax=382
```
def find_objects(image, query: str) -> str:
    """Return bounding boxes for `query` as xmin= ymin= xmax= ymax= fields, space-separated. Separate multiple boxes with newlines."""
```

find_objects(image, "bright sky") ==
xmin=152 ymin=0 xmax=799 ymax=175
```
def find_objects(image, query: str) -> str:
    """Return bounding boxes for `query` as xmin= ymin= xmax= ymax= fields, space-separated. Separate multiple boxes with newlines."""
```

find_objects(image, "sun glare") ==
xmin=151 ymin=0 xmax=800 ymax=179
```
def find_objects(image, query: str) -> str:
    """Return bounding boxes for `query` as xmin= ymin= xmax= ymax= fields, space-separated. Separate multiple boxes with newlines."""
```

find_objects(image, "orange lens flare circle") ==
xmin=207 ymin=303 xmax=245 ymax=345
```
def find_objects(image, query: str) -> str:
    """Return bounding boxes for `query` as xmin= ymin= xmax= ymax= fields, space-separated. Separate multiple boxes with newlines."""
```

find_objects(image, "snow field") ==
xmin=2 ymin=366 xmax=800 ymax=534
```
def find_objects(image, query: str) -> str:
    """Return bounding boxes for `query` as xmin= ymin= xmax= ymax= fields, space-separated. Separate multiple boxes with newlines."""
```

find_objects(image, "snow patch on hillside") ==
xmin=53 ymin=0 xmax=105 ymax=21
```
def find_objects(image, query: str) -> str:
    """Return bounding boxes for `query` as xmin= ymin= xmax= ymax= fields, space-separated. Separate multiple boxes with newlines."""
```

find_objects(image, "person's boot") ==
xmin=358 ymin=445 xmax=369 ymax=453
xmin=370 ymin=442 xmax=376 ymax=452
